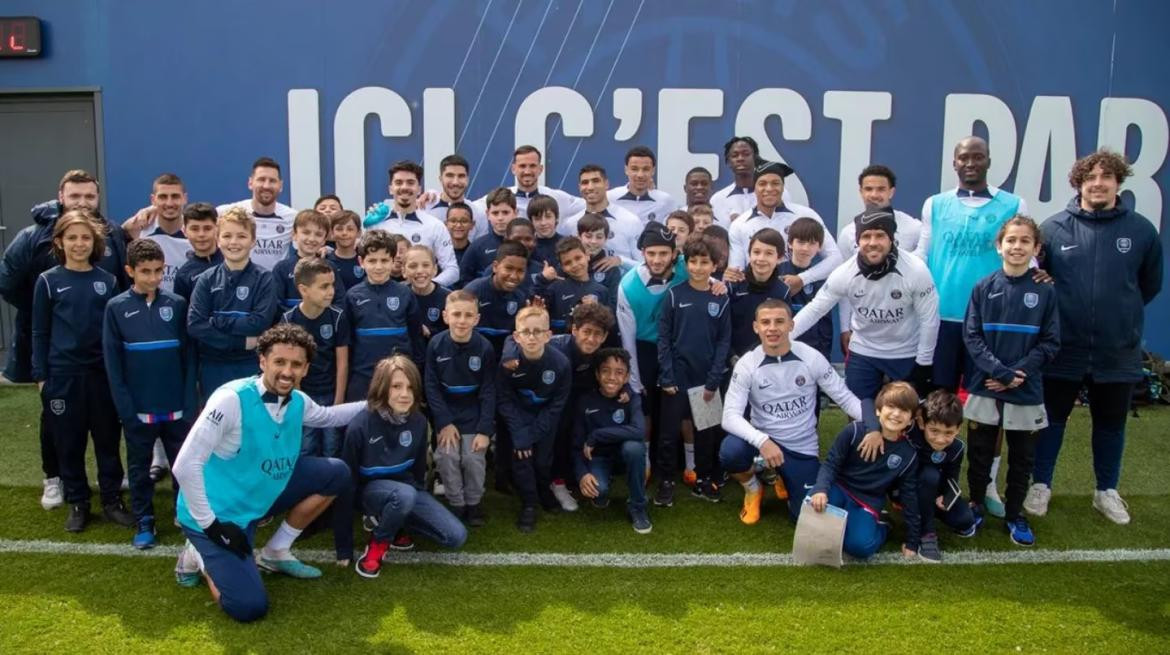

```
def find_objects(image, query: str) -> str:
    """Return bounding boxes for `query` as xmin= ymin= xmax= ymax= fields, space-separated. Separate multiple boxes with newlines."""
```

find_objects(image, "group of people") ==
xmin=0 ymin=136 xmax=1161 ymax=623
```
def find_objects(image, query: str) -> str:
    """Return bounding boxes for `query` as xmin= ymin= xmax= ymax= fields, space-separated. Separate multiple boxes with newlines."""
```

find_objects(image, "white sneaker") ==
xmin=1023 ymin=483 xmax=1051 ymax=517
xmin=433 ymin=480 xmax=446 ymax=496
xmin=40 ymin=477 xmax=64 ymax=510
xmin=550 ymin=482 xmax=579 ymax=512
xmin=121 ymin=476 xmax=130 ymax=491
xmin=1093 ymin=489 xmax=1131 ymax=525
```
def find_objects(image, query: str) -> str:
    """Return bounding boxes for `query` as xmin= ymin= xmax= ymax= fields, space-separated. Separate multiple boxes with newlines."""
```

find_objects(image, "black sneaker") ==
xmin=102 ymin=499 xmax=135 ymax=528
xmin=653 ymin=481 xmax=675 ymax=507
xmin=918 ymin=533 xmax=942 ymax=563
xmin=699 ymin=479 xmax=722 ymax=503
xmin=690 ymin=478 xmax=707 ymax=499
xmin=464 ymin=504 xmax=486 ymax=528
xmin=591 ymin=496 xmax=611 ymax=510
xmin=65 ymin=503 xmax=90 ymax=533
xmin=148 ymin=465 xmax=168 ymax=484
xmin=517 ymin=505 xmax=537 ymax=533
xmin=629 ymin=506 xmax=653 ymax=534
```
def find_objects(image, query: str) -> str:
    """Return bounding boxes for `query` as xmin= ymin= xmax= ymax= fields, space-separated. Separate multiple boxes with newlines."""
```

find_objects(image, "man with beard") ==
xmin=608 ymin=145 xmax=678 ymax=224
xmin=1026 ymin=150 xmax=1162 ymax=525
xmin=216 ymin=157 xmax=297 ymax=271
xmin=363 ymin=161 xmax=459 ymax=288
xmin=0 ymin=169 xmax=127 ymax=510
xmin=709 ymin=136 xmax=792 ymax=226
xmin=474 ymin=145 xmax=584 ymax=220
xmin=122 ymin=173 xmax=194 ymax=294
xmin=558 ymin=165 xmax=643 ymax=268
xmin=425 ymin=154 xmax=489 ymax=241
xmin=790 ymin=207 xmax=939 ymax=401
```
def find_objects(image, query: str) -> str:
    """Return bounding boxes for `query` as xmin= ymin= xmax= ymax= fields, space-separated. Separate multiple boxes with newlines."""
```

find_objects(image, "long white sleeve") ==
xmin=721 ymin=357 xmax=770 ymax=449
xmin=172 ymin=387 xmax=242 ymax=529
xmin=912 ymin=265 xmax=941 ymax=365
xmin=791 ymin=265 xmax=846 ymax=339
xmin=914 ymin=198 xmax=933 ymax=260
xmin=616 ymin=283 xmax=643 ymax=393
xmin=796 ymin=210 xmax=842 ymax=285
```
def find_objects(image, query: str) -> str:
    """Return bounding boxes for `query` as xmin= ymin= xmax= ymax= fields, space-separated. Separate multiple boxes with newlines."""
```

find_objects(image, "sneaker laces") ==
xmin=1103 ymin=489 xmax=1129 ymax=511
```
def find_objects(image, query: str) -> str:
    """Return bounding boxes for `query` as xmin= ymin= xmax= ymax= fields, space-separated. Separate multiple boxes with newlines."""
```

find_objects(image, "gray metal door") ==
xmin=0 ymin=93 xmax=101 ymax=364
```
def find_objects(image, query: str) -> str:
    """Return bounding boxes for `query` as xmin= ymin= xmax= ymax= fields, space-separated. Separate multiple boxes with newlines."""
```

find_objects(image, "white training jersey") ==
xmin=607 ymin=185 xmax=679 ymax=225
xmin=558 ymin=203 xmax=644 ymax=267
xmin=425 ymin=196 xmax=491 ymax=241
xmin=709 ymin=183 xmax=793 ymax=227
xmin=473 ymin=185 xmax=585 ymax=220
xmin=141 ymin=222 xmax=193 ymax=293
xmin=791 ymin=249 xmax=940 ymax=364
xmin=722 ymin=342 xmax=862 ymax=456
xmin=216 ymin=200 xmax=297 ymax=271
xmin=727 ymin=203 xmax=842 ymax=285
xmin=835 ymin=209 xmax=924 ymax=334
xmin=364 ymin=208 xmax=459 ymax=288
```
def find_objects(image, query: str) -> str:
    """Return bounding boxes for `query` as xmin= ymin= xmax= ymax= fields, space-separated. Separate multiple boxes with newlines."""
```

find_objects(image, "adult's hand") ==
xmin=592 ymin=256 xmax=622 ymax=272
xmin=758 ymin=439 xmax=784 ymax=468
xmin=204 ymin=519 xmax=251 ymax=559
xmin=781 ymin=274 xmax=804 ymax=295
xmin=857 ymin=431 xmax=885 ymax=462
xmin=121 ymin=206 xmax=156 ymax=239
xmin=579 ymin=473 xmax=600 ymax=498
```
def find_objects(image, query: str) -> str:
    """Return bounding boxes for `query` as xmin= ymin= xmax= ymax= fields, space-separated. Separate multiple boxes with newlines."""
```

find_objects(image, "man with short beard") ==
xmin=473 ymin=145 xmax=584 ymax=220
xmin=1026 ymin=150 xmax=1163 ymax=525
xmin=122 ymin=173 xmax=193 ymax=293
xmin=217 ymin=157 xmax=297 ymax=271
xmin=425 ymin=154 xmax=490 ymax=240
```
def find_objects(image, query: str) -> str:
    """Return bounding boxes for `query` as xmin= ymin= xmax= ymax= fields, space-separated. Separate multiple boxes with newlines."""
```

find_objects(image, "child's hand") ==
xmin=579 ymin=473 xmax=600 ymax=498
xmin=541 ymin=261 xmax=559 ymax=281
xmin=472 ymin=434 xmax=491 ymax=453
xmin=437 ymin=425 xmax=460 ymax=452
xmin=810 ymin=492 xmax=828 ymax=512
xmin=857 ymin=430 xmax=885 ymax=462
xmin=662 ymin=386 xmax=678 ymax=396
xmin=592 ymin=256 xmax=622 ymax=272
xmin=583 ymin=444 xmax=594 ymax=461
xmin=1008 ymin=370 xmax=1027 ymax=388
xmin=514 ymin=448 xmax=533 ymax=460
xmin=245 ymin=336 xmax=258 ymax=350
xmin=422 ymin=325 xmax=432 ymax=339
xmin=781 ymin=274 xmax=804 ymax=295
xmin=501 ymin=359 xmax=520 ymax=371
xmin=722 ymin=268 xmax=746 ymax=283
xmin=984 ymin=378 xmax=1008 ymax=392
xmin=702 ymin=388 xmax=715 ymax=403
xmin=902 ymin=545 xmax=917 ymax=559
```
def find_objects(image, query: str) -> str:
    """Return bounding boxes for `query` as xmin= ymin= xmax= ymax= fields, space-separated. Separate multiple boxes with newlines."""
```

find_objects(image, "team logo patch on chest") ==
xmin=613 ymin=408 xmax=625 ymax=424
xmin=399 ymin=430 xmax=413 ymax=447
xmin=887 ymin=453 xmax=903 ymax=469
xmin=354 ymin=265 xmax=365 ymax=278
xmin=236 ymin=286 xmax=250 ymax=301
xmin=1116 ymin=237 xmax=1131 ymax=254
xmin=1023 ymin=292 xmax=1039 ymax=309
xmin=411 ymin=234 xmax=421 ymax=243
xmin=387 ymin=297 xmax=400 ymax=311
xmin=794 ymin=375 xmax=806 ymax=386
xmin=427 ymin=307 xmax=440 ymax=322
xmin=931 ymin=451 xmax=946 ymax=464
xmin=507 ymin=301 xmax=519 ymax=315
xmin=890 ymin=290 xmax=902 ymax=300
xmin=542 ymin=369 xmax=556 ymax=384
xmin=159 ymin=306 xmax=173 ymax=322
xmin=468 ymin=356 xmax=482 ymax=372
xmin=320 ymin=324 xmax=334 ymax=340
xmin=104 ymin=246 xmax=113 ymax=257
xmin=93 ymin=281 xmax=107 ymax=295
xmin=594 ymin=272 xmax=606 ymax=282
xmin=707 ymin=302 xmax=720 ymax=317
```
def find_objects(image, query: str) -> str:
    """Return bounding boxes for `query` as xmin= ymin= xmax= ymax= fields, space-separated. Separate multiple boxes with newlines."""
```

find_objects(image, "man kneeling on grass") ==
xmin=171 ymin=324 xmax=364 ymax=623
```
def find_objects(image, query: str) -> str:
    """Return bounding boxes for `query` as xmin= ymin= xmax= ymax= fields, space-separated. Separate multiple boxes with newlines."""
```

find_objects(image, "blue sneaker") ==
xmin=132 ymin=515 xmax=157 ymax=550
xmin=957 ymin=505 xmax=984 ymax=538
xmin=257 ymin=551 xmax=323 ymax=579
xmin=1006 ymin=516 xmax=1035 ymax=547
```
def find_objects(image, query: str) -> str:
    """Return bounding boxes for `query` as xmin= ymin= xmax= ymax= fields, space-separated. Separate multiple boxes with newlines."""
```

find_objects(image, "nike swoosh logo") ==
xmin=480 ymin=302 xmax=492 ymax=307
xmin=124 ymin=310 xmax=140 ymax=318
xmin=484 ymin=249 xmax=497 ymax=255
xmin=437 ymin=356 xmax=452 ymax=362
xmin=369 ymin=436 xmax=383 ymax=444
xmin=219 ymin=535 xmax=231 ymax=545
xmin=511 ymin=372 xmax=526 ymax=378
xmin=561 ymin=294 xmax=575 ymax=300
xmin=585 ymin=409 xmax=600 ymax=414
xmin=355 ymin=298 xmax=371 ymax=306
xmin=759 ymin=382 xmax=772 ymax=389
xmin=56 ymin=287 xmax=71 ymax=293
xmin=803 ymin=484 xmax=814 ymax=490
xmin=734 ymin=292 xmax=749 ymax=297
xmin=989 ymin=292 xmax=1004 ymax=299
xmin=1061 ymin=244 xmax=1078 ymax=251
xmin=679 ymin=303 xmax=692 ymax=308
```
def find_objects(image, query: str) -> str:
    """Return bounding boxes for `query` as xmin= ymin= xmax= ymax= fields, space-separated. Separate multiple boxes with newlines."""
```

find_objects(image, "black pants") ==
xmin=1033 ymin=376 xmax=1132 ymax=490
xmin=658 ymin=391 xmax=722 ymax=482
xmin=553 ymin=404 xmax=576 ymax=485
xmin=41 ymin=369 xmax=123 ymax=505
xmin=967 ymin=420 xmax=1035 ymax=521
xmin=124 ymin=419 xmax=188 ymax=520
xmin=915 ymin=464 xmax=976 ymax=535
xmin=511 ymin=435 xmax=556 ymax=509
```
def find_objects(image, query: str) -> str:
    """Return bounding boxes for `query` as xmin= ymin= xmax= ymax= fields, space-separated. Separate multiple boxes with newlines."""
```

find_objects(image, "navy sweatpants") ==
xmin=124 ymin=419 xmax=189 ymax=520
xmin=41 ymin=369 xmax=123 ymax=505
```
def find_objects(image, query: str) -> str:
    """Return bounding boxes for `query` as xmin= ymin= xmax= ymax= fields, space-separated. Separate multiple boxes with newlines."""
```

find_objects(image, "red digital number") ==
xmin=8 ymin=22 xmax=26 ymax=52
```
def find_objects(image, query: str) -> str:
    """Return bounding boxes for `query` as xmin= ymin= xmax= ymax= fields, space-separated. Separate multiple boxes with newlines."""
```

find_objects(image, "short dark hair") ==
xmin=506 ymin=218 xmax=534 ymax=237
xmin=625 ymin=145 xmax=656 ymax=166
xmin=183 ymin=202 xmax=217 ymax=225
xmin=331 ymin=209 xmax=362 ymax=232
xmin=685 ymin=167 xmax=712 ymax=180
xmin=314 ymin=194 xmax=343 ymax=210
xmin=446 ymin=201 xmax=474 ymax=221
xmin=257 ymin=323 xmax=316 ymax=362
xmin=527 ymin=194 xmax=559 ymax=220
xmin=152 ymin=173 xmax=184 ymax=192
xmin=495 ymin=239 xmax=529 ymax=262
xmin=749 ymin=227 xmax=786 ymax=254
xmin=579 ymin=164 xmax=607 ymax=180
xmin=723 ymin=136 xmax=760 ymax=162
xmin=388 ymin=160 xmax=423 ymax=183
xmin=921 ymin=389 xmax=963 ymax=427
xmin=294 ymin=256 xmax=335 ymax=288
xmin=577 ymin=213 xmax=609 ymax=236
xmin=485 ymin=187 xmax=517 ymax=210
xmin=995 ymin=215 xmax=1042 ymax=246
xmin=126 ymin=238 xmax=164 ymax=268
xmin=858 ymin=165 xmax=897 ymax=188
xmin=571 ymin=302 xmax=616 ymax=333
xmin=1069 ymin=149 xmax=1132 ymax=189
xmin=58 ymin=169 xmax=99 ymax=192
xmin=593 ymin=346 xmax=630 ymax=371
xmin=555 ymin=236 xmax=587 ymax=259
xmin=683 ymin=238 xmax=715 ymax=262
xmin=358 ymin=229 xmax=397 ymax=258
xmin=440 ymin=154 xmax=470 ymax=174
xmin=754 ymin=297 xmax=793 ymax=319
xmin=252 ymin=157 xmax=282 ymax=177
xmin=787 ymin=217 xmax=824 ymax=245
xmin=513 ymin=145 xmax=542 ymax=161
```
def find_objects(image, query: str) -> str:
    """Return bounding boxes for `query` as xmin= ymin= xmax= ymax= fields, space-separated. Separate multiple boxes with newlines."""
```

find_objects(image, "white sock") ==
xmin=263 ymin=521 xmax=303 ymax=556
xmin=988 ymin=456 xmax=1002 ymax=493
xmin=683 ymin=443 xmax=695 ymax=471
xmin=151 ymin=439 xmax=169 ymax=467
xmin=741 ymin=476 xmax=761 ymax=494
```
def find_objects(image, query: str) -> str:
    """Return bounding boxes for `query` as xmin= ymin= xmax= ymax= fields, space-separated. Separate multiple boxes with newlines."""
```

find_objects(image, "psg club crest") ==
xmin=236 ymin=286 xmax=250 ymax=301
xmin=890 ymin=290 xmax=902 ymax=300
xmin=794 ymin=375 xmax=806 ymax=386
xmin=506 ymin=300 xmax=519 ymax=315
xmin=50 ymin=399 xmax=66 ymax=416
xmin=613 ymin=408 xmax=625 ymax=424
xmin=542 ymin=370 xmax=556 ymax=384
xmin=931 ymin=451 xmax=946 ymax=464
xmin=887 ymin=454 xmax=903 ymax=469
xmin=104 ymin=246 xmax=113 ymax=257
xmin=1116 ymin=237 xmax=1132 ymax=253
xmin=707 ymin=302 xmax=720 ymax=317
xmin=427 ymin=307 xmax=440 ymax=322
xmin=399 ymin=430 xmax=413 ymax=447
xmin=647 ymin=212 xmax=657 ymax=221
xmin=387 ymin=296 xmax=400 ymax=311
xmin=593 ymin=271 xmax=606 ymax=282
xmin=1023 ymin=292 xmax=1039 ymax=309
xmin=320 ymin=324 xmax=334 ymax=340
xmin=411 ymin=233 xmax=422 ymax=243
xmin=354 ymin=265 xmax=365 ymax=278
xmin=159 ymin=306 xmax=174 ymax=322
xmin=92 ymin=281 xmax=107 ymax=295
xmin=275 ymin=225 xmax=285 ymax=234
xmin=468 ymin=356 xmax=482 ymax=372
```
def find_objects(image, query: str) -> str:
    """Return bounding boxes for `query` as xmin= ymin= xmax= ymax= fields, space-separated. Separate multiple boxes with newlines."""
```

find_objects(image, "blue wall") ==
xmin=2 ymin=0 xmax=1168 ymax=352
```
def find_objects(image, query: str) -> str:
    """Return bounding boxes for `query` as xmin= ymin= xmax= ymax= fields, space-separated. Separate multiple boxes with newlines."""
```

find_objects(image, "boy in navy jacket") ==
xmin=404 ymin=244 xmax=451 ymax=340
xmin=464 ymin=240 xmax=530 ymax=354
xmin=728 ymin=227 xmax=790 ymax=358
xmin=344 ymin=230 xmax=424 ymax=401
xmin=187 ymin=207 xmax=278 ymax=400
xmin=538 ymin=237 xmax=611 ymax=332
xmin=497 ymin=306 xmax=572 ymax=533
xmin=781 ymin=217 xmax=834 ymax=360
xmin=573 ymin=348 xmax=652 ymax=534
xmin=425 ymin=290 xmax=497 ymax=526
xmin=326 ymin=210 xmax=364 ymax=291
xmin=271 ymin=210 xmax=347 ymax=309
xmin=459 ymin=187 xmax=516 ymax=287
xmin=103 ymin=239 xmax=196 ymax=548
xmin=528 ymin=194 xmax=563 ymax=270
xmin=655 ymin=238 xmax=731 ymax=506
xmin=172 ymin=202 xmax=222 ymax=301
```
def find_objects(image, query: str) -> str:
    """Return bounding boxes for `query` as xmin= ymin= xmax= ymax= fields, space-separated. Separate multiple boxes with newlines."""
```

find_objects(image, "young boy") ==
xmin=103 ymin=239 xmax=196 ymax=547
xmin=388 ymin=234 xmax=410 ymax=282
xmin=327 ymin=210 xmax=365 ymax=291
xmin=577 ymin=213 xmax=623 ymax=311
xmin=728 ymin=228 xmax=790 ymax=357
xmin=187 ymin=207 xmax=278 ymax=400
xmin=539 ymin=237 xmax=611 ymax=332
xmin=900 ymin=389 xmax=977 ymax=563
xmin=172 ymin=203 xmax=222 ymax=301
xmin=527 ymin=194 xmax=563 ymax=269
xmin=665 ymin=210 xmax=694 ymax=250
xmin=809 ymin=381 xmax=922 ymax=560
xmin=573 ymin=347 xmax=652 ymax=534
xmin=781 ymin=217 xmax=834 ymax=360
xmin=460 ymin=187 xmax=517 ymax=287
xmin=281 ymin=257 xmax=350 ymax=457
xmin=444 ymin=201 xmax=476 ymax=269
xmin=273 ymin=210 xmax=348 ymax=308
xmin=655 ymin=238 xmax=732 ymax=506
xmin=690 ymin=203 xmax=715 ymax=232
xmin=404 ymin=245 xmax=450 ymax=340
xmin=463 ymin=240 xmax=531 ymax=354
xmin=496 ymin=306 xmax=571 ymax=532
xmin=504 ymin=217 xmax=551 ymax=291
xmin=344 ymin=229 xmax=424 ymax=401
xmin=964 ymin=215 xmax=1059 ymax=546
xmin=425 ymin=291 xmax=497 ymax=526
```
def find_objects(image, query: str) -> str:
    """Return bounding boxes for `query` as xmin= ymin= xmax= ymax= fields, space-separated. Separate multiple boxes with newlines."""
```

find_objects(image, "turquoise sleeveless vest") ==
xmin=927 ymin=190 xmax=1021 ymax=321
xmin=177 ymin=378 xmax=305 ymax=530
xmin=619 ymin=254 xmax=688 ymax=343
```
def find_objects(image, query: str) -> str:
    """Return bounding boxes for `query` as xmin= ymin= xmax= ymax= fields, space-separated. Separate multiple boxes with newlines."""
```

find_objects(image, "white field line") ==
xmin=1 ymin=539 xmax=1169 ymax=568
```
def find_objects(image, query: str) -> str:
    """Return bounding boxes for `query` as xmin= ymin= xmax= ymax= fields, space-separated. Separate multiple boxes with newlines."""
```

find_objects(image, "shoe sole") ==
xmin=1092 ymin=502 xmax=1131 ymax=525
xmin=354 ymin=561 xmax=381 ymax=579
xmin=1009 ymin=537 xmax=1035 ymax=547
xmin=652 ymin=500 xmax=673 ymax=508
xmin=918 ymin=554 xmax=942 ymax=564
xmin=41 ymin=499 xmax=63 ymax=510
xmin=389 ymin=544 xmax=415 ymax=551
xmin=633 ymin=524 xmax=653 ymax=535
xmin=133 ymin=539 xmax=157 ymax=550
xmin=1023 ymin=504 xmax=1048 ymax=517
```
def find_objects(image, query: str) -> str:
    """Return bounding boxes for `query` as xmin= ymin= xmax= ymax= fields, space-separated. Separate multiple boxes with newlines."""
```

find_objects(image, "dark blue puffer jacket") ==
xmin=1040 ymin=197 xmax=1163 ymax=383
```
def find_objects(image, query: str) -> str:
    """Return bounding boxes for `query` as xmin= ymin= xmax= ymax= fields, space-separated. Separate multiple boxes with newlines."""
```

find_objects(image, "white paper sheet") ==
xmin=687 ymin=386 xmax=723 ymax=431
xmin=793 ymin=497 xmax=847 ymax=568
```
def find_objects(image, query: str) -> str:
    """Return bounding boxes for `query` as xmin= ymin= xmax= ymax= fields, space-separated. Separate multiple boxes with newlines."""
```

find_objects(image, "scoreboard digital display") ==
xmin=0 ymin=17 xmax=41 ymax=58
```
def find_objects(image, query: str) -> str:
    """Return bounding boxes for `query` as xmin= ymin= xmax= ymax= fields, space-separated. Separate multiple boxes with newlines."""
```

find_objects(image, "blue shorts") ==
xmin=845 ymin=352 xmax=915 ymax=401
xmin=719 ymin=435 xmax=821 ymax=519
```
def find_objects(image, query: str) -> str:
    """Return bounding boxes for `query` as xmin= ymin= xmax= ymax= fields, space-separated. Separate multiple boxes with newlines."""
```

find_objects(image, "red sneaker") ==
xmin=390 ymin=532 xmax=415 ymax=551
xmin=356 ymin=536 xmax=390 ymax=578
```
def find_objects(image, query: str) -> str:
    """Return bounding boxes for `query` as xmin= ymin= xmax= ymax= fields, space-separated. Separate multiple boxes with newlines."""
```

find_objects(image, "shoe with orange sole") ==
xmin=740 ymin=487 xmax=763 ymax=525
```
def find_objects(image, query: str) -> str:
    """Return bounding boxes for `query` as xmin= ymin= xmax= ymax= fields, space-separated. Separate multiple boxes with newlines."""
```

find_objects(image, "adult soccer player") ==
xmin=216 ymin=157 xmax=297 ymax=271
